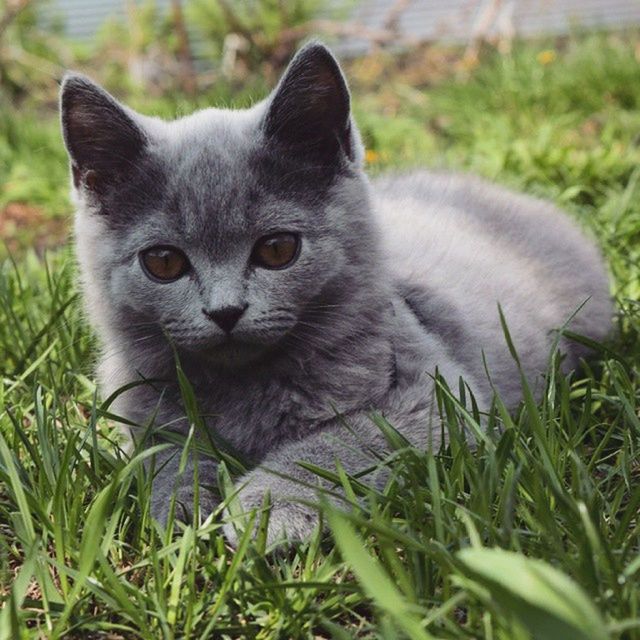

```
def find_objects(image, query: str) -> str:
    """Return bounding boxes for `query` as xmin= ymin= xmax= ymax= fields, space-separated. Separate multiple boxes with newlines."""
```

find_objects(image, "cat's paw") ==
xmin=222 ymin=469 xmax=320 ymax=547
xmin=148 ymin=455 xmax=220 ymax=529
xmin=150 ymin=481 xmax=218 ymax=529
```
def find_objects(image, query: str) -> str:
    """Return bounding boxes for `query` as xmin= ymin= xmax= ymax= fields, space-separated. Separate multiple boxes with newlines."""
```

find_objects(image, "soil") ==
xmin=0 ymin=202 xmax=69 ymax=256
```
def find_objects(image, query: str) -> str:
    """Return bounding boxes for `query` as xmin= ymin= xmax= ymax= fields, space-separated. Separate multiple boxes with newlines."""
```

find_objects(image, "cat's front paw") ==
xmin=148 ymin=454 xmax=219 ymax=528
xmin=222 ymin=469 xmax=320 ymax=547
xmin=150 ymin=478 xmax=218 ymax=528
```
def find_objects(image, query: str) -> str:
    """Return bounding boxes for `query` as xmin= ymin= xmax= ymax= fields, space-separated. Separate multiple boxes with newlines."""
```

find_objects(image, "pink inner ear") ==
xmin=306 ymin=69 xmax=340 ymax=111
xmin=71 ymin=165 xmax=99 ymax=190
xmin=85 ymin=170 xmax=98 ymax=191
xmin=315 ymin=67 xmax=340 ymax=92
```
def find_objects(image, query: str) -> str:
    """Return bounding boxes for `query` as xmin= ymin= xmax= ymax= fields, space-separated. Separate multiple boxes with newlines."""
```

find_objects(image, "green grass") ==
xmin=1 ymin=32 xmax=640 ymax=638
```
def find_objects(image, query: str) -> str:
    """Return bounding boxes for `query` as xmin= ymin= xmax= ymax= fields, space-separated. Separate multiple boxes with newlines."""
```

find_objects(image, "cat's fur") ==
xmin=60 ymin=42 xmax=612 ymax=544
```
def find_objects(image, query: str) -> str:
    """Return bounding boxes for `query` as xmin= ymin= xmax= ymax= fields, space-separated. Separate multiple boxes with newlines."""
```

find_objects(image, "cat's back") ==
xmin=371 ymin=170 xmax=612 ymax=404
xmin=371 ymin=170 xmax=605 ymax=289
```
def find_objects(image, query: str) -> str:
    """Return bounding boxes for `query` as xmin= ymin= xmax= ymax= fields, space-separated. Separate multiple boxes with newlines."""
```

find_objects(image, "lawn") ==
xmin=1 ymin=32 xmax=639 ymax=639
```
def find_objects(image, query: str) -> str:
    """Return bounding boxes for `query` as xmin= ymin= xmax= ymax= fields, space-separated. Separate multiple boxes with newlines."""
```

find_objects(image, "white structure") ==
xmin=45 ymin=0 xmax=640 ymax=52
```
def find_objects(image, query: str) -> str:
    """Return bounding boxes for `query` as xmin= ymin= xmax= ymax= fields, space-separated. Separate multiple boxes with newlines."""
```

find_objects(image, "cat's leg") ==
xmin=223 ymin=408 xmax=437 ymax=546
xmin=117 ymin=387 xmax=220 ymax=526
xmin=148 ymin=445 xmax=219 ymax=526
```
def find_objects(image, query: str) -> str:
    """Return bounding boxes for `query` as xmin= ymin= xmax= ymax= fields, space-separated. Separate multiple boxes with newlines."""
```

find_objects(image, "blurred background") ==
xmin=2 ymin=0 xmax=640 ymax=261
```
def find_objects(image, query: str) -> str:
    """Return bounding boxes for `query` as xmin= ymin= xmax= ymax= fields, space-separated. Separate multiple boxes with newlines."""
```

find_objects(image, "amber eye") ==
xmin=251 ymin=233 xmax=300 ymax=269
xmin=140 ymin=246 xmax=190 ymax=282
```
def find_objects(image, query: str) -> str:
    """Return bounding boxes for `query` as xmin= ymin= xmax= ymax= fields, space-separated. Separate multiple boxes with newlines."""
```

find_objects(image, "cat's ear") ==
xmin=60 ymin=73 xmax=147 ymax=193
xmin=264 ymin=42 xmax=359 ymax=163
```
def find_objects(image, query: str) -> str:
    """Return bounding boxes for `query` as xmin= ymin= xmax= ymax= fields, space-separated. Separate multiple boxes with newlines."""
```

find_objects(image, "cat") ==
xmin=60 ymin=41 xmax=613 ymax=545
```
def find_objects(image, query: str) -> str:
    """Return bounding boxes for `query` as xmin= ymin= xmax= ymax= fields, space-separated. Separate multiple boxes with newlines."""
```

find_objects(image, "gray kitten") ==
xmin=60 ymin=42 xmax=612 ymax=545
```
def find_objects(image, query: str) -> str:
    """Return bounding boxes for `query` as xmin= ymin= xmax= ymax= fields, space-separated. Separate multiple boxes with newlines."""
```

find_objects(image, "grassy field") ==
xmin=1 ymin=33 xmax=639 ymax=639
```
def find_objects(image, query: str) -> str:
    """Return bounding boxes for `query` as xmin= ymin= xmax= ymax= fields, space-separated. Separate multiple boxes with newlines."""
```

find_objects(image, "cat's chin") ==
xmin=192 ymin=338 xmax=271 ymax=368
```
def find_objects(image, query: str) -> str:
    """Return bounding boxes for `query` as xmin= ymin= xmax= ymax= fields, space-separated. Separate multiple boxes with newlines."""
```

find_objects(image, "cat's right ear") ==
xmin=263 ymin=42 xmax=361 ymax=164
xmin=60 ymin=74 xmax=147 ymax=194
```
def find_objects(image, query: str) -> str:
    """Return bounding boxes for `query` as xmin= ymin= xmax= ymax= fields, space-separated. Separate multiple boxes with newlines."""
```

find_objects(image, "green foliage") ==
xmin=1 ymin=32 xmax=640 ymax=638
xmin=186 ymin=0 xmax=334 ymax=67
xmin=0 ymin=109 xmax=69 ymax=214
xmin=456 ymin=548 xmax=609 ymax=640
xmin=0 ymin=0 xmax=66 ymax=102
xmin=92 ymin=0 xmax=187 ymax=96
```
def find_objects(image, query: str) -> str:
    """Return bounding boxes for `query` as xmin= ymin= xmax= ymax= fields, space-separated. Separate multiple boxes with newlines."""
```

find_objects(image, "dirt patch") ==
xmin=0 ymin=203 xmax=69 ymax=256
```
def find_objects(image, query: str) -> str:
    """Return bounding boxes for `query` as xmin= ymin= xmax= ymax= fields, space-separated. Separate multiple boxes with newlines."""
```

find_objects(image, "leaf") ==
xmin=326 ymin=507 xmax=441 ymax=640
xmin=456 ymin=548 xmax=608 ymax=640
xmin=0 ymin=540 xmax=38 ymax=640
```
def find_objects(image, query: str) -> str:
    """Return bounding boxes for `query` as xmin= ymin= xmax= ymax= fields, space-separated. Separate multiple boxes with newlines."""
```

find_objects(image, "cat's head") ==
xmin=61 ymin=42 xmax=380 ymax=370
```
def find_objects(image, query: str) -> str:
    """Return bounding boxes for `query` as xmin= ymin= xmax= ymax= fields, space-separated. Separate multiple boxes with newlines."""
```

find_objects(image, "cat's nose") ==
xmin=202 ymin=304 xmax=247 ymax=333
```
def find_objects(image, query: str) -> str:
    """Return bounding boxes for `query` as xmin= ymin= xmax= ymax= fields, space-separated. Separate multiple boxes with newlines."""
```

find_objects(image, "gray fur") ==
xmin=60 ymin=43 xmax=613 ymax=545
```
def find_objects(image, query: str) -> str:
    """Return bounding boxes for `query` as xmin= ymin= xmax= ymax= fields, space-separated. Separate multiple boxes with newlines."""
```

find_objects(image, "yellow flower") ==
xmin=537 ymin=49 xmax=556 ymax=65
xmin=365 ymin=149 xmax=380 ymax=164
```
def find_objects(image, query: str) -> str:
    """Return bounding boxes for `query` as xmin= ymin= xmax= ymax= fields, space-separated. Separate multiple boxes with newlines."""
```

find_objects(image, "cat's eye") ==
xmin=251 ymin=233 xmax=300 ymax=269
xmin=140 ymin=246 xmax=190 ymax=282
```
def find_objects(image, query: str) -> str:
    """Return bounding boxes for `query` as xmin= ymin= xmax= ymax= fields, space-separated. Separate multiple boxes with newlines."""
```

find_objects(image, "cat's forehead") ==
xmin=164 ymin=107 xmax=259 ymax=159
xmin=154 ymin=108 xmax=322 ymax=238
xmin=162 ymin=107 xmax=257 ymax=177
xmin=153 ymin=106 xmax=321 ymax=247
xmin=160 ymin=109 xmax=263 ymax=227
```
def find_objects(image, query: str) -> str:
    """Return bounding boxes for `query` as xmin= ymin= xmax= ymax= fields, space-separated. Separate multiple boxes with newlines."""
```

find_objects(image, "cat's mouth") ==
xmin=169 ymin=326 xmax=282 ymax=368
xmin=189 ymin=335 xmax=271 ymax=367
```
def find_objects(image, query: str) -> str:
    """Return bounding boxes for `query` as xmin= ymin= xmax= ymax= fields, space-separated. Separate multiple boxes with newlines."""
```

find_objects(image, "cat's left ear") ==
xmin=60 ymin=73 xmax=148 ymax=194
xmin=263 ymin=42 xmax=363 ymax=165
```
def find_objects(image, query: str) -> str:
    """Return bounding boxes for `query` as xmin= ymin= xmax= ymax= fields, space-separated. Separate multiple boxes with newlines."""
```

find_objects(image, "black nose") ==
xmin=202 ymin=305 xmax=247 ymax=333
